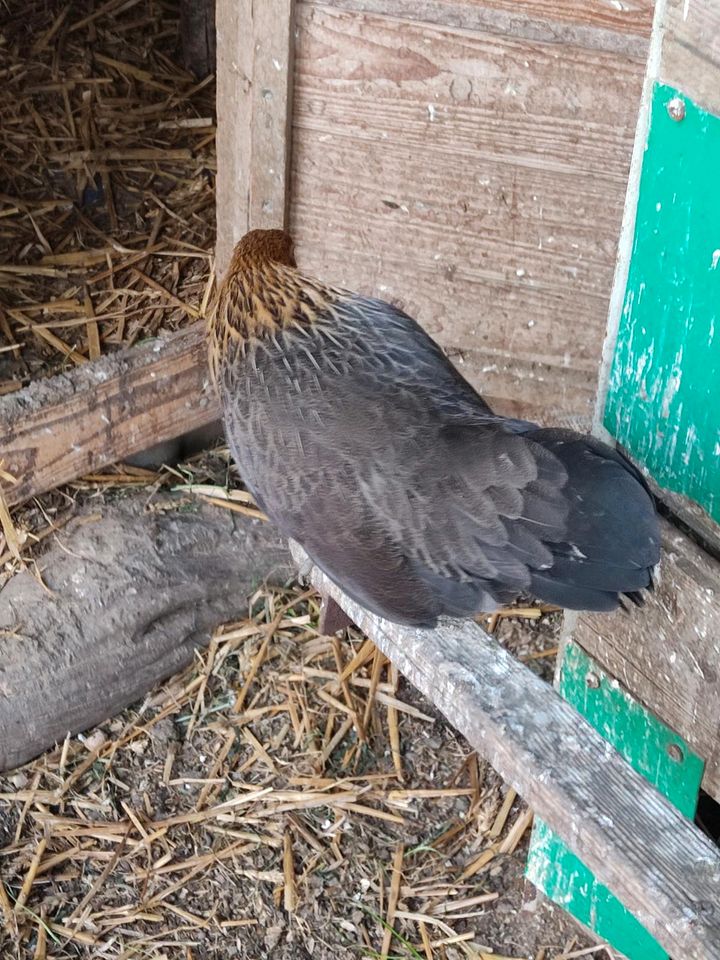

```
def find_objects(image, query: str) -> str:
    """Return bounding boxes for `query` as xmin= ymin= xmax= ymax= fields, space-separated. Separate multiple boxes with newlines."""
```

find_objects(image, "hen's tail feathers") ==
xmin=520 ymin=428 xmax=661 ymax=613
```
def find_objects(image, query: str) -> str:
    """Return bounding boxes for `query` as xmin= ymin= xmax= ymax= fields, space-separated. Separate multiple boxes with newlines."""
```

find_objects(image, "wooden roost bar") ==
xmin=0 ymin=0 xmax=718 ymax=956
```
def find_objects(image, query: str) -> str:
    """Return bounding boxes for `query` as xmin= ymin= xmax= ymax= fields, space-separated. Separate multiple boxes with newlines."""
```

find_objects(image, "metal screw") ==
xmin=667 ymin=743 xmax=684 ymax=762
xmin=585 ymin=672 xmax=601 ymax=689
xmin=667 ymin=97 xmax=686 ymax=121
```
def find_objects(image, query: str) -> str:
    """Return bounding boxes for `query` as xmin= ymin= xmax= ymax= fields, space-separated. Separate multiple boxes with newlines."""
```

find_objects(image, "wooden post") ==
xmin=290 ymin=542 xmax=720 ymax=960
xmin=215 ymin=0 xmax=295 ymax=278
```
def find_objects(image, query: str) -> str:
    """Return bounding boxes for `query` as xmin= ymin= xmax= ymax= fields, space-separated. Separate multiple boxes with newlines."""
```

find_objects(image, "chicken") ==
xmin=209 ymin=229 xmax=660 ymax=627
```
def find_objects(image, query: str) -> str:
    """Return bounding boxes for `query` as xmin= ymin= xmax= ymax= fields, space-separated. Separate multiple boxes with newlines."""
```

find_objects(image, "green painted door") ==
xmin=603 ymin=83 xmax=720 ymax=522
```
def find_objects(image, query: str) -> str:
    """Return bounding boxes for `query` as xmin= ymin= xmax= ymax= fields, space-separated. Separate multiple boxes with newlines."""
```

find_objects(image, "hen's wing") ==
xmin=220 ymin=292 xmax=581 ymax=624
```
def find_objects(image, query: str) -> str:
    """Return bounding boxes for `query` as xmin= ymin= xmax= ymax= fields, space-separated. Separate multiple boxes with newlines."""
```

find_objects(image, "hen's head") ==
xmin=228 ymin=229 xmax=296 ymax=272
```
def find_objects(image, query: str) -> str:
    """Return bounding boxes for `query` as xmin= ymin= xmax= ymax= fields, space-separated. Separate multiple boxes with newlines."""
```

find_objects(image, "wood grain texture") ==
xmin=570 ymin=518 xmax=720 ymax=802
xmin=466 ymin=0 xmax=655 ymax=36
xmin=290 ymin=2 xmax=646 ymax=421
xmin=0 ymin=499 xmax=291 ymax=772
xmin=291 ymin=541 xmax=720 ymax=960
xmin=316 ymin=0 xmax=653 ymax=54
xmin=662 ymin=0 xmax=720 ymax=115
xmin=0 ymin=326 xmax=219 ymax=508
xmin=215 ymin=0 xmax=295 ymax=277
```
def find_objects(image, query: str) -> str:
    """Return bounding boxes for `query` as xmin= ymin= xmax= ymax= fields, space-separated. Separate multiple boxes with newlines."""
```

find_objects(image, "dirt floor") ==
xmin=0 ymin=553 xmax=610 ymax=960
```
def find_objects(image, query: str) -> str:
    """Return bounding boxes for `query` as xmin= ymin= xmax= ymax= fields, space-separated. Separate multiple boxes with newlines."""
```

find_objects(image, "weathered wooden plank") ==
xmin=215 ymin=0 xmax=295 ymax=277
xmin=662 ymin=0 xmax=720 ymax=116
xmin=596 ymin=0 xmax=720 ymax=537
xmin=467 ymin=0 xmax=655 ymax=37
xmin=0 ymin=499 xmax=291 ymax=772
xmin=292 ymin=542 xmax=720 ymax=959
xmin=316 ymin=0 xmax=654 ymax=53
xmin=570 ymin=517 xmax=720 ymax=802
xmin=0 ymin=326 xmax=219 ymax=508
xmin=291 ymin=2 xmax=646 ymax=420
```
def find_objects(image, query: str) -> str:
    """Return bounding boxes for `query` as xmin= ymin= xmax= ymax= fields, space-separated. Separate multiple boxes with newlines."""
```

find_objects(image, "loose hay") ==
xmin=0 ymin=579 xmax=601 ymax=960
xmin=0 ymin=0 xmax=215 ymax=387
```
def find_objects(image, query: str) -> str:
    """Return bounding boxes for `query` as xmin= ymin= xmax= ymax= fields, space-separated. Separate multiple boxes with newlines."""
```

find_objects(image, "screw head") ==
xmin=667 ymin=97 xmax=686 ymax=121
xmin=667 ymin=743 xmax=684 ymax=762
xmin=585 ymin=672 xmax=601 ymax=689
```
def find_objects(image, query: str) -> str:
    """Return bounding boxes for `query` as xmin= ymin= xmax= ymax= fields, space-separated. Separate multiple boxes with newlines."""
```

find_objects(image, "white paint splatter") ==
xmin=711 ymin=249 xmax=720 ymax=269
xmin=516 ymin=267 xmax=526 ymax=277
xmin=656 ymin=201 xmax=662 ymax=212
xmin=427 ymin=104 xmax=436 ymax=122
xmin=683 ymin=0 xmax=691 ymax=21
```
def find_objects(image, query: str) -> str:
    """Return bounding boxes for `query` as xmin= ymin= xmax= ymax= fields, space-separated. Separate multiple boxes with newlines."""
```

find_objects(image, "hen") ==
xmin=209 ymin=229 xmax=660 ymax=627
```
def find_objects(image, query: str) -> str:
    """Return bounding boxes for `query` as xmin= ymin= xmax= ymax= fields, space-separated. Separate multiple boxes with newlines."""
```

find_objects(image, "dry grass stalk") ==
xmin=0 ymin=0 xmax=215 ymax=388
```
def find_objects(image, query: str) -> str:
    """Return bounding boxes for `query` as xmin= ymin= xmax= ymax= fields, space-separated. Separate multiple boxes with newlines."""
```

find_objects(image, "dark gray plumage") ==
xmin=211 ymin=230 xmax=660 ymax=627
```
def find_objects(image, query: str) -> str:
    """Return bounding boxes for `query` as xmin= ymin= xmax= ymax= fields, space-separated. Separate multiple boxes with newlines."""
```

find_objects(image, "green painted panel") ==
xmin=603 ymin=82 xmax=720 ymax=522
xmin=557 ymin=643 xmax=703 ymax=819
xmin=526 ymin=642 xmax=704 ymax=960
xmin=528 ymin=820 xmax=667 ymax=960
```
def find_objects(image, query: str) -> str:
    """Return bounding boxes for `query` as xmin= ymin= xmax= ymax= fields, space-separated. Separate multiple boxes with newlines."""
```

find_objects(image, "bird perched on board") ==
xmin=209 ymin=229 xmax=660 ymax=628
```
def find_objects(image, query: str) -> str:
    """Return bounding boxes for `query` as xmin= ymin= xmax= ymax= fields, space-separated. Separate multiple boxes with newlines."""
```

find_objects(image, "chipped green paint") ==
xmin=526 ymin=641 xmax=704 ymax=960
xmin=603 ymin=82 xmax=720 ymax=522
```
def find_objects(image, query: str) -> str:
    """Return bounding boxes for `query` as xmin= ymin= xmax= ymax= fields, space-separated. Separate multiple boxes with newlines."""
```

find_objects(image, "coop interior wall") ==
xmin=288 ymin=0 xmax=654 ymax=424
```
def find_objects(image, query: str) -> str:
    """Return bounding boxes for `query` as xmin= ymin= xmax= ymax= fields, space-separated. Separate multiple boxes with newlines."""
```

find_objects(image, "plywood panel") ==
xmin=290 ymin=3 xmax=647 ymax=421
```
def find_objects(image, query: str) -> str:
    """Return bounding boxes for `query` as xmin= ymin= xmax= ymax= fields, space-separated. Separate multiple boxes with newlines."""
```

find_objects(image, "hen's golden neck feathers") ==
xmin=208 ymin=229 xmax=335 ymax=383
xmin=228 ymin=228 xmax=296 ymax=272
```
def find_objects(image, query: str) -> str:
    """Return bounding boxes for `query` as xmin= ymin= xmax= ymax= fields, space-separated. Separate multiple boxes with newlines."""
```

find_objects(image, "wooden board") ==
xmin=569 ymin=517 xmax=720 ymax=801
xmin=603 ymin=82 xmax=720 ymax=523
xmin=215 ymin=0 xmax=295 ymax=277
xmin=316 ymin=0 xmax=654 ymax=50
xmin=289 ymin=1 xmax=648 ymax=422
xmin=0 ymin=326 xmax=219 ymax=508
xmin=291 ymin=542 xmax=720 ymax=959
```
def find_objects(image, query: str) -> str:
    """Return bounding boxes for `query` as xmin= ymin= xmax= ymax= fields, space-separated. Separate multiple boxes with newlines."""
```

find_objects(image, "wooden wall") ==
xmin=289 ymin=0 xmax=654 ymax=422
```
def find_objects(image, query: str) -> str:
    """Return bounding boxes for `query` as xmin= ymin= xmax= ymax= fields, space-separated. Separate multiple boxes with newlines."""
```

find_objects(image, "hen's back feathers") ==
xmin=212 ymin=232 xmax=660 ymax=626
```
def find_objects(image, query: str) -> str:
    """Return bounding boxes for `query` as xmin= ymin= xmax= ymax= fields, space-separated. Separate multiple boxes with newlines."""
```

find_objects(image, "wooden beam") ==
xmin=290 ymin=542 xmax=720 ymax=960
xmin=0 ymin=325 xmax=219 ymax=508
xmin=215 ymin=0 xmax=295 ymax=278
